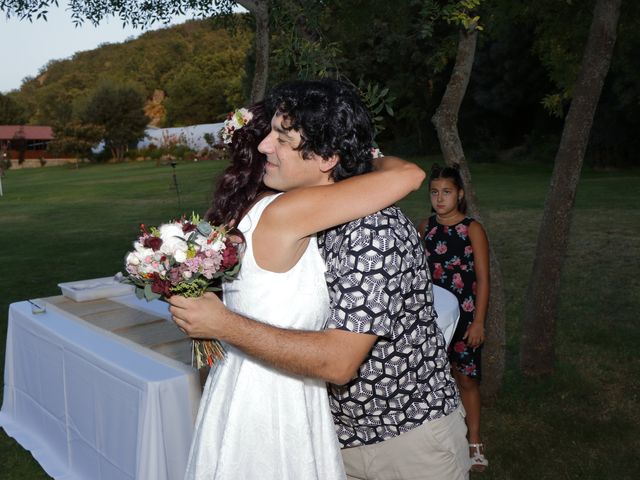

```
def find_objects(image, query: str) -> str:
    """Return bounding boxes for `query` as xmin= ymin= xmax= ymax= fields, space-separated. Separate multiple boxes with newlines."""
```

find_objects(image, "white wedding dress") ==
xmin=184 ymin=194 xmax=346 ymax=480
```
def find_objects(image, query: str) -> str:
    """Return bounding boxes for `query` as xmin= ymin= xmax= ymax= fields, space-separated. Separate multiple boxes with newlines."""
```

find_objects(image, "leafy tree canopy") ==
xmin=2 ymin=0 xmax=638 ymax=165
xmin=0 ymin=0 xmax=237 ymax=26
xmin=0 ymin=92 xmax=27 ymax=124
xmin=78 ymin=82 xmax=148 ymax=161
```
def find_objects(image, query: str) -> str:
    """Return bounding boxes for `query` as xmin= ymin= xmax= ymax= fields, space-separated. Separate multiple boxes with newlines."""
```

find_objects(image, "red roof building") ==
xmin=0 ymin=125 xmax=54 ymax=160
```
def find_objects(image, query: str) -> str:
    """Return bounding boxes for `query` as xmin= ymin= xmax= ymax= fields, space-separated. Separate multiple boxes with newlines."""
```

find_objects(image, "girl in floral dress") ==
xmin=417 ymin=164 xmax=490 ymax=472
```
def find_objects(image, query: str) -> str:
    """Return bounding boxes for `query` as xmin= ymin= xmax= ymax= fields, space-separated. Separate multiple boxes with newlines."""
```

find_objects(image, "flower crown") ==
xmin=221 ymin=107 xmax=253 ymax=145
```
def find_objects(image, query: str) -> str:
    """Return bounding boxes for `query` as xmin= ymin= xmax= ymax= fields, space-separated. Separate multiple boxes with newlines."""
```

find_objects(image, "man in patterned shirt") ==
xmin=171 ymin=79 xmax=471 ymax=479
xmin=319 ymin=203 xmax=470 ymax=479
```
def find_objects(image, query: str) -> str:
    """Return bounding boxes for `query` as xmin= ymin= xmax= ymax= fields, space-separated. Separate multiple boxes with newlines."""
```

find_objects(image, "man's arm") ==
xmin=169 ymin=292 xmax=377 ymax=385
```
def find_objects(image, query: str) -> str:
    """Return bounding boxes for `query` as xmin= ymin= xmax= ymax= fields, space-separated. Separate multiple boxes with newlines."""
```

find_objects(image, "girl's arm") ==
xmin=267 ymin=156 xmax=425 ymax=239
xmin=464 ymin=221 xmax=490 ymax=348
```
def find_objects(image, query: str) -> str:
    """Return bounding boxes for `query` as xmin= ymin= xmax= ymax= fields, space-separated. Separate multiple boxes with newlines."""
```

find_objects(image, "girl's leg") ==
xmin=451 ymin=368 xmax=482 ymax=443
xmin=452 ymin=367 xmax=488 ymax=471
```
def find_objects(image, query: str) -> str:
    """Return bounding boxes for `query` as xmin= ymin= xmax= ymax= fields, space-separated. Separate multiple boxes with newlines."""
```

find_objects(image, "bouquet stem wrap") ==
xmin=175 ymin=279 xmax=226 ymax=369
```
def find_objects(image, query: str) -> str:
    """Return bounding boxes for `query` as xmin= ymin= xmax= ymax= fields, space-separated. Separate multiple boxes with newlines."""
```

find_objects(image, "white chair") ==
xmin=432 ymin=285 xmax=460 ymax=347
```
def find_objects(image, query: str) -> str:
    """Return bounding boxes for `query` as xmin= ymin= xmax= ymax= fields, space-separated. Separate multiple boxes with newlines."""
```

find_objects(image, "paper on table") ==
xmin=58 ymin=276 xmax=133 ymax=302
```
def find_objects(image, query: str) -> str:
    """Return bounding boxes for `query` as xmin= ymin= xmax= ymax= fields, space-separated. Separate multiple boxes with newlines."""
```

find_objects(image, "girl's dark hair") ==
xmin=205 ymin=102 xmax=272 ymax=225
xmin=429 ymin=163 xmax=467 ymax=214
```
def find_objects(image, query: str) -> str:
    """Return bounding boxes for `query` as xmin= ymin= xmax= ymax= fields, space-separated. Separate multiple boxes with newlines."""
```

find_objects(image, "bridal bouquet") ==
xmin=124 ymin=214 xmax=242 ymax=368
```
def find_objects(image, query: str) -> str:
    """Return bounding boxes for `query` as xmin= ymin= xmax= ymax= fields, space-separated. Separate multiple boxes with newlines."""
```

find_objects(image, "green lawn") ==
xmin=0 ymin=159 xmax=638 ymax=479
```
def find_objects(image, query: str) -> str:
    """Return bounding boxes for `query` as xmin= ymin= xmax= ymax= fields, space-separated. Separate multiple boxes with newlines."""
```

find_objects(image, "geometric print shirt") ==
xmin=318 ymin=206 xmax=460 ymax=448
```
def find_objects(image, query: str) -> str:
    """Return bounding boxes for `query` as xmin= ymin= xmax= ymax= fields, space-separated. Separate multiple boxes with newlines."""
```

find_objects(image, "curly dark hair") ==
xmin=265 ymin=79 xmax=374 ymax=182
xmin=205 ymin=102 xmax=272 ymax=225
xmin=428 ymin=163 xmax=468 ymax=214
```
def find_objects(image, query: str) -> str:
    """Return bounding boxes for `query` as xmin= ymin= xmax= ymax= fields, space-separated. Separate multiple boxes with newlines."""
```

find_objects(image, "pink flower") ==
xmin=462 ymin=297 xmax=475 ymax=312
xmin=435 ymin=241 xmax=447 ymax=255
xmin=472 ymin=281 xmax=477 ymax=295
xmin=452 ymin=273 xmax=464 ymax=291
xmin=427 ymin=226 xmax=437 ymax=239
xmin=456 ymin=224 xmax=468 ymax=238
xmin=446 ymin=256 xmax=461 ymax=270
xmin=464 ymin=245 xmax=473 ymax=257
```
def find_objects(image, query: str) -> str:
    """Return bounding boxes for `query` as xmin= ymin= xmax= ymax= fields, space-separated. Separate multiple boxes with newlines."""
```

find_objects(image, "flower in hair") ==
xmin=371 ymin=147 xmax=384 ymax=159
xmin=221 ymin=107 xmax=253 ymax=144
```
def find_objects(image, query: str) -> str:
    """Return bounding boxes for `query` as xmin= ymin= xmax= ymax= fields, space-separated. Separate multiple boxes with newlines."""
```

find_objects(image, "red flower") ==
xmin=143 ymin=235 xmax=163 ymax=251
xmin=222 ymin=243 xmax=238 ymax=268
xmin=454 ymin=341 xmax=466 ymax=353
xmin=150 ymin=273 xmax=172 ymax=297
xmin=182 ymin=223 xmax=197 ymax=234
xmin=433 ymin=263 xmax=444 ymax=280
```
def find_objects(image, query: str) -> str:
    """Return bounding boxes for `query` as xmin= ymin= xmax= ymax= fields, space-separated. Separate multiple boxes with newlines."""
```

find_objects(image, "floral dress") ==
xmin=423 ymin=215 xmax=482 ymax=379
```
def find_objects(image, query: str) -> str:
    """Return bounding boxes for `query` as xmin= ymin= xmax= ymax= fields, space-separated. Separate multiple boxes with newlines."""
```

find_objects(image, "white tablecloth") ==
xmin=432 ymin=285 xmax=460 ymax=347
xmin=0 ymin=296 xmax=201 ymax=480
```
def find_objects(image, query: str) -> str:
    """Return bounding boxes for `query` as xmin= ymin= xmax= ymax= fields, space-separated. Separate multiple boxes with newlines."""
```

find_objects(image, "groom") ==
xmin=170 ymin=79 xmax=471 ymax=479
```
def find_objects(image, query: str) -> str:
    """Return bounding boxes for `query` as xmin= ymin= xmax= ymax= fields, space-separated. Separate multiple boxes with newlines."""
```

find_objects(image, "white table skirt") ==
xmin=432 ymin=285 xmax=460 ymax=347
xmin=0 ymin=297 xmax=201 ymax=480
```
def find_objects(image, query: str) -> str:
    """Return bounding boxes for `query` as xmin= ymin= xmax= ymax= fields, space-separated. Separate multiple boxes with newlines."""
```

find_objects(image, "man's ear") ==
xmin=319 ymin=154 xmax=339 ymax=173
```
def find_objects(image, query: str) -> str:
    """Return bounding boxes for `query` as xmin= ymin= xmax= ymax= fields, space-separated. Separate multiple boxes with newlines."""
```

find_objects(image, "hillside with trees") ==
xmin=3 ymin=17 xmax=251 ymax=128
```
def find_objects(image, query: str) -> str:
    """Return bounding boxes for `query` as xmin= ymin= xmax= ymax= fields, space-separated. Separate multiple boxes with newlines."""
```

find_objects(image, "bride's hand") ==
xmin=168 ymin=292 xmax=228 ymax=339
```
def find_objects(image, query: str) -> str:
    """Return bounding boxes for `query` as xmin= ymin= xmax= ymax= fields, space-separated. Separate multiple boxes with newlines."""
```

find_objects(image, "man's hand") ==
xmin=168 ymin=292 xmax=229 ymax=340
xmin=168 ymin=292 xmax=377 ymax=384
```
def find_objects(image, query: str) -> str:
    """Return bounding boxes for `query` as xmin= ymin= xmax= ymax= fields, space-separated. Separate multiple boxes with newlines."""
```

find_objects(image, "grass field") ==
xmin=0 ymin=158 xmax=638 ymax=479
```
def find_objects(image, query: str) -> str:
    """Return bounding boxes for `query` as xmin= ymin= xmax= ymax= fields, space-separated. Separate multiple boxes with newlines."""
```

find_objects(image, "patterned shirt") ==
xmin=319 ymin=206 xmax=460 ymax=448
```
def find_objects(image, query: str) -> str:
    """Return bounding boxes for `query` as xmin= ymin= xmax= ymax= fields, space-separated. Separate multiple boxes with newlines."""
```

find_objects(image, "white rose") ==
xmin=133 ymin=241 xmax=154 ymax=257
xmin=159 ymin=223 xmax=188 ymax=258
xmin=194 ymin=234 xmax=209 ymax=249
xmin=174 ymin=249 xmax=187 ymax=263
xmin=182 ymin=270 xmax=193 ymax=280
xmin=126 ymin=252 xmax=140 ymax=266
xmin=210 ymin=238 xmax=225 ymax=252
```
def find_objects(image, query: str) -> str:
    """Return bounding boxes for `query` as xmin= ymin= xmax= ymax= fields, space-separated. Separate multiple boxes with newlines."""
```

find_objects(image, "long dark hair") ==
xmin=428 ymin=163 xmax=467 ymax=214
xmin=205 ymin=102 xmax=272 ymax=225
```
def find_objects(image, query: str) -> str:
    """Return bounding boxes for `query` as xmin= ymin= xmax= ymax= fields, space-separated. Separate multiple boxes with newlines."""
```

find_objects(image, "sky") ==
xmin=0 ymin=3 xmax=197 ymax=93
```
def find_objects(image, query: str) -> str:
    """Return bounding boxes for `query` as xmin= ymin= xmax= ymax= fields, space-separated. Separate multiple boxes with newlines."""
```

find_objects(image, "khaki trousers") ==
xmin=341 ymin=407 xmax=470 ymax=480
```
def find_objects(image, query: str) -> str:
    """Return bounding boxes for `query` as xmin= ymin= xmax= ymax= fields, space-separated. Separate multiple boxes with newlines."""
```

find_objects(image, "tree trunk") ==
xmin=432 ymin=28 xmax=506 ymax=403
xmin=237 ymin=0 xmax=270 ymax=102
xmin=520 ymin=0 xmax=621 ymax=376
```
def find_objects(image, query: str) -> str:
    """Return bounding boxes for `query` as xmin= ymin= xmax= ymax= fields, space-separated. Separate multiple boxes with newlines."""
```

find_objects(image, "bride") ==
xmin=171 ymin=80 xmax=425 ymax=480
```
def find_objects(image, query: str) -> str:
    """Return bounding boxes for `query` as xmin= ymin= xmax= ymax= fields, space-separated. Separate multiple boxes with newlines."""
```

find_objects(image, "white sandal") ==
xmin=469 ymin=443 xmax=489 ymax=472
